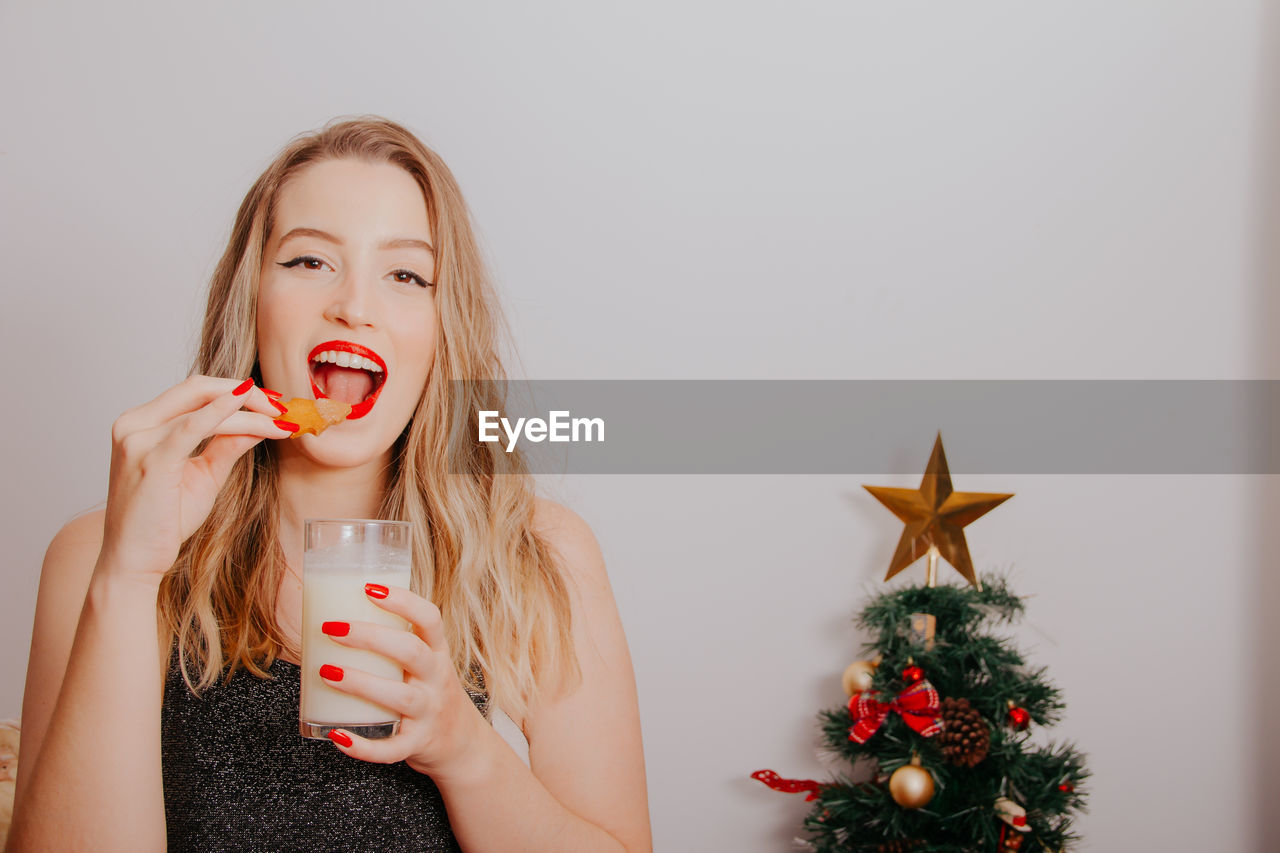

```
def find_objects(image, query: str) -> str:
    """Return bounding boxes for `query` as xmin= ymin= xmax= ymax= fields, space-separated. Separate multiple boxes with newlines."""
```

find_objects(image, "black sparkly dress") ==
xmin=161 ymin=655 xmax=487 ymax=852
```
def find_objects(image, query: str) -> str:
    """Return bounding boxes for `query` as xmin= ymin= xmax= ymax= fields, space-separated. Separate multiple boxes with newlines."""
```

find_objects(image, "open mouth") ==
xmin=307 ymin=340 xmax=388 ymax=420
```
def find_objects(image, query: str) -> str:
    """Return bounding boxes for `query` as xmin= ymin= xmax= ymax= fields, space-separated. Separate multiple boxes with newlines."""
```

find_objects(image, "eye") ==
xmin=391 ymin=268 xmax=435 ymax=288
xmin=278 ymin=255 xmax=331 ymax=272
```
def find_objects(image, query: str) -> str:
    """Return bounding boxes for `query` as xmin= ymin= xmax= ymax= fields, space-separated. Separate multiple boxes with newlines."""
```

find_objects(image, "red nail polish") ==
xmin=233 ymin=378 xmax=254 ymax=396
xmin=273 ymin=419 xmax=300 ymax=433
xmin=327 ymin=729 xmax=353 ymax=747
xmin=319 ymin=664 xmax=344 ymax=681
xmin=322 ymin=621 xmax=350 ymax=637
xmin=270 ymin=398 xmax=290 ymax=414
xmin=365 ymin=583 xmax=389 ymax=599
xmin=261 ymin=388 xmax=283 ymax=398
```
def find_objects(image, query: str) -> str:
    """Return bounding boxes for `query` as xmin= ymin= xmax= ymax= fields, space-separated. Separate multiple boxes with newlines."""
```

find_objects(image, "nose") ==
xmin=322 ymin=268 xmax=375 ymax=329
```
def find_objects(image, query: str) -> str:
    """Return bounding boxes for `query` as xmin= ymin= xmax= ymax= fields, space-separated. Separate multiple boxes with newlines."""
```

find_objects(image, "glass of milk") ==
xmin=300 ymin=519 xmax=413 ymax=740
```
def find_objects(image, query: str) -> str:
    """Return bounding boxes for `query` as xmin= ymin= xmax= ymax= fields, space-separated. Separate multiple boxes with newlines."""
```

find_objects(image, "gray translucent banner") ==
xmin=445 ymin=380 xmax=1278 ymax=474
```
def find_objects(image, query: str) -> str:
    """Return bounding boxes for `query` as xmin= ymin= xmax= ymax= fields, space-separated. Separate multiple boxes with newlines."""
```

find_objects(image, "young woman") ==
xmin=9 ymin=117 xmax=650 ymax=852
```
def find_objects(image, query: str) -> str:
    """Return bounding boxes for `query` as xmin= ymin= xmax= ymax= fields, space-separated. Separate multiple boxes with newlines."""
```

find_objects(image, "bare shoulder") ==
xmin=27 ymin=507 xmax=106 ymax=674
xmin=531 ymin=497 xmax=608 ymax=588
xmin=33 ymin=506 xmax=107 ymax=651
xmin=45 ymin=508 xmax=107 ymax=569
xmin=28 ymin=507 xmax=106 ymax=669
xmin=15 ymin=508 xmax=107 ymax=802
xmin=36 ymin=509 xmax=107 ymax=605
xmin=523 ymin=499 xmax=651 ymax=851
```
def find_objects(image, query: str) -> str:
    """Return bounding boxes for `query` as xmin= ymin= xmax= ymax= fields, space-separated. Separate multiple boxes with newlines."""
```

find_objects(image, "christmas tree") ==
xmin=753 ymin=435 xmax=1089 ymax=853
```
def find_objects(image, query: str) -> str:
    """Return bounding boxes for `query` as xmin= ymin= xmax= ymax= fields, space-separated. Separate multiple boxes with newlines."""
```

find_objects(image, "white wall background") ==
xmin=1 ymin=2 xmax=1274 ymax=851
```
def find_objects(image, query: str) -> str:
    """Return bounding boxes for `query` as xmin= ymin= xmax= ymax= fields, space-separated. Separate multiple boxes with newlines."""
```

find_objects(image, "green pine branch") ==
xmin=787 ymin=573 xmax=1089 ymax=853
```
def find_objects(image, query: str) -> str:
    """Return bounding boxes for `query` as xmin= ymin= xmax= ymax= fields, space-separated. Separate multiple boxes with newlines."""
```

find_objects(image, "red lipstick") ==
xmin=307 ymin=340 xmax=388 ymax=420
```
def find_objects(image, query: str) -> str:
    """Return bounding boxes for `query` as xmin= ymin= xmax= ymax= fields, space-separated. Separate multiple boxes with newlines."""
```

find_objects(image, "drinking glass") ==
xmin=300 ymin=519 xmax=412 ymax=740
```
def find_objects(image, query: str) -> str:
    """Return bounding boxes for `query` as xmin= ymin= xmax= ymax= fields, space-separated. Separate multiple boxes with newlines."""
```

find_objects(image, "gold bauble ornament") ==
xmin=842 ymin=659 xmax=878 ymax=696
xmin=888 ymin=755 xmax=935 ymax=808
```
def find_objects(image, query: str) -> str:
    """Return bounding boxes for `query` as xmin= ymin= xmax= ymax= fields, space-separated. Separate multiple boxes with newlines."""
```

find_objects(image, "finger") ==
xmin=318 ymin=663 xmax=421 ymax=717
xmin=242 ymin=385 xmax=287 ymax=417
xmin=154 ymin=382 xmax=270 ymax=460
xmin=192 ymin=434 xmax=266 ymax=486
xmin=115 ymin=375 xmax=259 ymax=434
xmin=365 ymin=584 xmax=448 ymax=650
xmin=325 ymin=621 xmax=434 ymax=681
xmin=211 ymin=411 xmax=297 ymax=439
xmin=326 ymin=728 xmax=413 ymax=765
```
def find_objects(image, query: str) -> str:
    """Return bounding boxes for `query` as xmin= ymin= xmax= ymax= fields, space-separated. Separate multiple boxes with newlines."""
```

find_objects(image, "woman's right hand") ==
xmin=98 ymin=375 xmax=294 ymax=585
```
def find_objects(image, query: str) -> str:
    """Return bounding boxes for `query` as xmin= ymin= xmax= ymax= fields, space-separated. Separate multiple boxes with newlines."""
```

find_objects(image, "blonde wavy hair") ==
xmin=158 ymin=116 xmax=578 ymax=722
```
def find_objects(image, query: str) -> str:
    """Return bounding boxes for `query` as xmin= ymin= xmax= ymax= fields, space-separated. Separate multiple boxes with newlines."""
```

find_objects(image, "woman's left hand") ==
xmin=318 ymin=584 xmax=489 ymax=782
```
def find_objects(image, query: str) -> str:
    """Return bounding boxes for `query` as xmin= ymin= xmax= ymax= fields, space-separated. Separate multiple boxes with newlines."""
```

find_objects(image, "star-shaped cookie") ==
xmin=276 ymin=397 xmax=352 ymax=437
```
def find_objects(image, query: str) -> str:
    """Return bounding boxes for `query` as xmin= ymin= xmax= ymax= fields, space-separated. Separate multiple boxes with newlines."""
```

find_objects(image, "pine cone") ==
xmin=938 ymin=696 xmax=990 ymax=767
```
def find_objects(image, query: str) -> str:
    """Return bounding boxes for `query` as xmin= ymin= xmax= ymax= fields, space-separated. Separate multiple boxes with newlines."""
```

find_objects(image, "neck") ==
xmin=274 ymin=445 xmax=395 ymax=549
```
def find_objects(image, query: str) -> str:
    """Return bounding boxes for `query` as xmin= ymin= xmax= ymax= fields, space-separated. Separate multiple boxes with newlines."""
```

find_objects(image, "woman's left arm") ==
xmin=321 ymin=501 xmax=652 ymax=853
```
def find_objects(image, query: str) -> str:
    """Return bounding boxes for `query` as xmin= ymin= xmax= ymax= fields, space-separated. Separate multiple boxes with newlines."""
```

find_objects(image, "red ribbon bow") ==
xmin=847 ymin=679 xmax=942 ymax=743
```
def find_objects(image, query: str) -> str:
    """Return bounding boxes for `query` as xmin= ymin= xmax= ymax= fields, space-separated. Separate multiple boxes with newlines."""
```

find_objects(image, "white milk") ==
xmin=300 ymin=542 xmax=412 ymax=729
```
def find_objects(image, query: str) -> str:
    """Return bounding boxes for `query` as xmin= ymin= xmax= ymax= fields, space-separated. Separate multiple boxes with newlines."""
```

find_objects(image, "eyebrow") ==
xmin=277 ymin=227 xmax=435 ymax=255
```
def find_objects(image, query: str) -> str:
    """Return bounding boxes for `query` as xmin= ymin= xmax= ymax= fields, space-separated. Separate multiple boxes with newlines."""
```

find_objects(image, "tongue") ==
xmin=315 ymin=363 xmax=375 ymax=404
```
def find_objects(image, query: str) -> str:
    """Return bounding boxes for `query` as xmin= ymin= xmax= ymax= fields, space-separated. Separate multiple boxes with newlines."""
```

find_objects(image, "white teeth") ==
xmin=310 ymin=350 xmax=384 ymax=373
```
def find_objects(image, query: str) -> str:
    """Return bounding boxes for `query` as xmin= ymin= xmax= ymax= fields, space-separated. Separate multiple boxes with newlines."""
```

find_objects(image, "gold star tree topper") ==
xmin=863 ymin=432 xmax=1013 ymax=589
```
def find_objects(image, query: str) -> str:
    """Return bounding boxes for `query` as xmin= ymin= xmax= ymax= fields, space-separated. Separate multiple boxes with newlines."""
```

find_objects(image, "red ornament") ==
xmin=1058 ymin=782 xmax=1075 ymax=793
xmin=902 ymin=664 xmax=925 ymax=683
xmin=1007 ymin=705 xmax=1030 ymax=730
